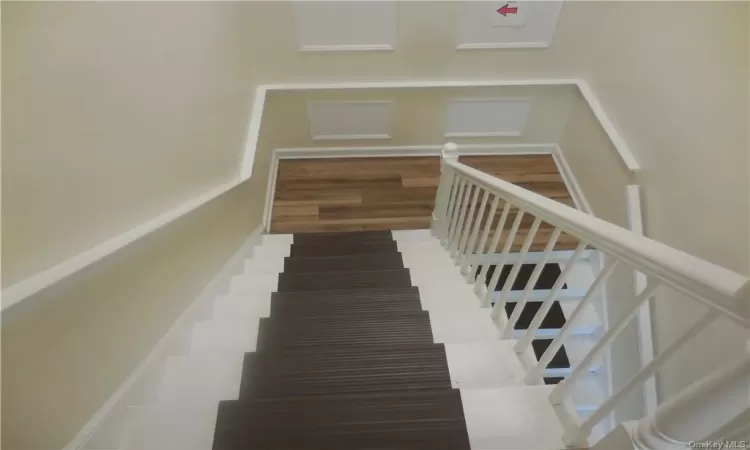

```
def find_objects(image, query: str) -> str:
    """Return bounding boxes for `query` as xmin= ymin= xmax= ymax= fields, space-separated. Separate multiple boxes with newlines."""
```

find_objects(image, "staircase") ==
xmin=120 ymin=229 xmax=589 ymax=449
xmin=110 ymin=144 xmax=750 ymax=450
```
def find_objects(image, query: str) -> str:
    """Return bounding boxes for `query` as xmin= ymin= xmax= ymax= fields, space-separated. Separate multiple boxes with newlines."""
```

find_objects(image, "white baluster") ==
xmin=440 ymin=174 xmax=460 ymax=244
xmin=549 ymin=279 xmax=661 ymax=405
xmin=472 ymin=197 xmax=504 ymax=289
xmin=632 ymin=342 xmax=750 ymax=449
xmin=566 ymin=311 xmax=720 ymax=446
xmin=457 ymin=185 xmax=482 ymax=263
xmin=461 ymin=190 xmax=490 ymax=276
xmin=450 ymin=182 xmax=474 ymax=258
xmin=492 ymin=217 xmax=543 ymax=323
xmin=444 ymin=178 xmax=466 ymax=249
xmin=513 ymin=241 xmax=587 ymax=353
xmin=483 ymin=209 xmax=525 ymax=307
xmin=502 ymin=226 xmax=561 ymax=339
xmin=525 ymin=258 xmax=619 ymax=384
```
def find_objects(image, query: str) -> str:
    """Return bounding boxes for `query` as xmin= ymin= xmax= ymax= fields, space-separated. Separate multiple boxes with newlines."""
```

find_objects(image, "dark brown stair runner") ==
xmin=277 ymin=268 xmax=412 ymax=292
xmin=283 ymin=252 xmax=404 ymax=272
xmin=213 ymin=390 xmax=470 ymax=450
xmin=238 ymin=343 xmax=452 ymax=399
xmin=213 ymin=231 xmax=471 ymax=449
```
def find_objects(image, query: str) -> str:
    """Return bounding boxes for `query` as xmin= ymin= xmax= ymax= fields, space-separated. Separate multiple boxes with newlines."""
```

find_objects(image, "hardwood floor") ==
xmin=271 ymin=155 xmax=580 ymax=251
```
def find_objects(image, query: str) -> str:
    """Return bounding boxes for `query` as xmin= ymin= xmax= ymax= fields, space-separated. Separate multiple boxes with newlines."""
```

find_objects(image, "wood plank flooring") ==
xmin=271 ymin=155 xmax=580 ymax=251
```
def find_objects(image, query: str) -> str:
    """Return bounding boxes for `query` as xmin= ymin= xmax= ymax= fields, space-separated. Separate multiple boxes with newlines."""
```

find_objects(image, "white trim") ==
xmin=262 ymin=155 xmax=280 ymax=232
xmin=552 ymin=144 xmax=593 ymax=215
xmin=575 ymin=82 xmax=640 ymax=172
xmin=261 ymin=79 xmax=640 ymax=173
xmin=312 ymin=133 xmax=392 ymax=141
xmin=444 ymin=131 xmax=522 ymax=138
xmin=274 ymin=143 xmax=556 ymax=160
xmin=626 ymin=184 xmax=658 ymax=415
xmin=300 ymin=44 xmax=394 ymax=52
xmin=1 ymin=178 xmax=245 ymax=312
xmin=63 ymin=225 xmax=264 ymax=450
xmin=240 ymin=85 xmax=267 ymax=179
xmin=261 ymin=78 xmax=579 ymax=91
xmin=457 ymin=42 xmax=549 ymax=50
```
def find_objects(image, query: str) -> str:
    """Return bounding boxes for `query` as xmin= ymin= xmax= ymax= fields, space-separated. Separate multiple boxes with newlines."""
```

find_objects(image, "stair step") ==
xmin=289 ymin=240 xmax=399 ymax=257
xmin=256 ymin=311 xmax=434 ymax=352
xmin=277 ymin=268 xmax=412 ymax=292
xmin=213 ymin=390 xmax=471 ymax=450
xmin=239 ymin=344 xmax=451 ymax=399
xmin=283 ymin=253 xmax=404 ymax=273
xmin=271 ymin=287 xmax=423 ymax=317
xmin=293 ymin=230 xmax=394 ymax=245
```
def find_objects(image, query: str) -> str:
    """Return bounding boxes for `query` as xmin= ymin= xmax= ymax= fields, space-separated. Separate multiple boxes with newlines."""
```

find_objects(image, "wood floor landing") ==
xmin=270 ymin=155 xmax=579 ymax=251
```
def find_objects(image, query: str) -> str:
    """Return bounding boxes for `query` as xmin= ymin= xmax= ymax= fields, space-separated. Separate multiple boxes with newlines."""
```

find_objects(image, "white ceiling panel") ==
xmin=444 ymin=98 xmax=532 ymax=137
xmin=307 ymin=101 xmax=394 ymax=140
xmin=293 ymin=1 xmax=396 ymax=52
xmin=456 ymin=1 xmax=565 ymax=49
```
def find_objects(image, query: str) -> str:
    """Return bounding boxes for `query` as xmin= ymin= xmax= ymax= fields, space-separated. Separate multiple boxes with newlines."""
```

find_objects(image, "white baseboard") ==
xmin=274 ymin=143 xmax=556 ymax=160
xmin=64 ymin=225 xmax=264 ymax=450
xmin=552 ymin=144 xmax=593 ymax=215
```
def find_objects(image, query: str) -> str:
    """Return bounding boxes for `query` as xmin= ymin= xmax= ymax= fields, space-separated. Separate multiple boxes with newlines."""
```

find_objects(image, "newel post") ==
xmin=431 ymin=143 xmax=459 ymax=237
xmin=631 ymin=340 xmax=750 ymax=449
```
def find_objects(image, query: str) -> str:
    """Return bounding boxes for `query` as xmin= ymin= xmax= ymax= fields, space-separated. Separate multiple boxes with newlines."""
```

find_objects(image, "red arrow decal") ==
xmin=497 ymin=4 xmax=519 ymax=16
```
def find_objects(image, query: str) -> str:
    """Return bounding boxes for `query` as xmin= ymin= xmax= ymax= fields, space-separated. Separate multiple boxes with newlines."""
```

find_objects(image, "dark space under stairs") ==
xmin=211 ymin=230 xmax=572 ymax=449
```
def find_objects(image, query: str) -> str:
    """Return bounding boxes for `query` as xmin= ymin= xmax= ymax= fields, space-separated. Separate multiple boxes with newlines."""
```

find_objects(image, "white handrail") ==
xmin=442 ymin=157 xmax=750 ymax=325
xmin=431 ymin=144 xmax=750 ymax=448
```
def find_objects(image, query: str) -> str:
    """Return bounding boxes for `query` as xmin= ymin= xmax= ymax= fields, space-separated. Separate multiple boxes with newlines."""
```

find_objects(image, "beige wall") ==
xmin=3 ymin=1 xmax=607 ymax=286
xmin=1 ymin=2 xmax=254 ymax=285
xmin=560 ymin=0 xmax=749 ymax=415
xmin=1 ymin=181 xmax=262 ymax=450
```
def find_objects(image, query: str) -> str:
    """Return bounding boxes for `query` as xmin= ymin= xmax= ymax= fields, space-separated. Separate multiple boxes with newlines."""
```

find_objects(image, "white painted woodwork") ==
xmin=455 ymin=1 xmax=565 ymax=49
xmin=444 ymin=98 xmax=531 ymax=137
xmin=306 ymin=100 xmax=393 ymax=140
xmin=292 ymin=1 xmax=396 ymax=52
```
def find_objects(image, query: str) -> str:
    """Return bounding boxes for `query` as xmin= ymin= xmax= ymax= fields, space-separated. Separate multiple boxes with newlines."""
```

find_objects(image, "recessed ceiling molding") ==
xmin=293 ymin=1 xmax=396 ymax=53
xmin=456 ymin=42 xmax=549 ymax=50
xmin=307 ymin=100 xmax=394 ymax=141
xmin=444 ymin=97 xmax=532 ymax=138
xmin=300 ymin=44 xmax=394 ymax=53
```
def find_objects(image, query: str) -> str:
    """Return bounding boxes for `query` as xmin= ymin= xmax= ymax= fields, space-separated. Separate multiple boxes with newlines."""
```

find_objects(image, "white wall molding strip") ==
xmin=552 ymin=144 xmax=594 ymax=215
xmin=62 ymin=225 xmax=264 ymax=450
xmin=1 ymin=178 xmax=246 ymax=312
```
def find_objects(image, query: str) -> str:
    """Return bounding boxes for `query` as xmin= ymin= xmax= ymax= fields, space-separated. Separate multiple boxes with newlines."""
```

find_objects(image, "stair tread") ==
xmin=271 ymin=286 xmax=420 ymax=302
xmin=239 ymin=343 xmax=451 ymax=398
xmin=293 ymin=230 xmax=394 ymax=245
xmin=277 ymin=268 xmax=412 ymax=292
xmin=283 ymin=253 xmax=404 ymax=272
xmin=256 ymin=311 xmax=434 ymax=351
xmin=289 ymin=240 xmax=399 ymax=257
xmin=213 ymin=389 xmax=471 ymax=450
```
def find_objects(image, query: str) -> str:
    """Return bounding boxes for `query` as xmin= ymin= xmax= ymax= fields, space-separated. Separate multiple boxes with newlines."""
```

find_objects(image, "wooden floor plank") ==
xmin=270 ymin=155 xmax=578 ymax=250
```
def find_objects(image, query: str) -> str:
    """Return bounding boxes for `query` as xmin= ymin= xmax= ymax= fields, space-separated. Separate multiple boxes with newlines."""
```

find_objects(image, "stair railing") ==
xmin=432 ymin=143 xmax=750 ymax=448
